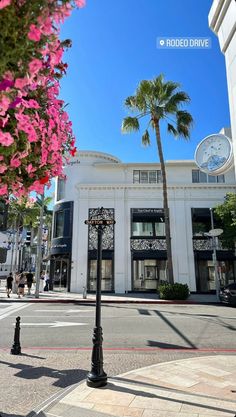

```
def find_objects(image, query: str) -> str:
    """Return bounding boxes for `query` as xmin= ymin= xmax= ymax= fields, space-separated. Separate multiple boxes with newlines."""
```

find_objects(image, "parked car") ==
xmin=219 ymin=283 xmax=236 ymax=306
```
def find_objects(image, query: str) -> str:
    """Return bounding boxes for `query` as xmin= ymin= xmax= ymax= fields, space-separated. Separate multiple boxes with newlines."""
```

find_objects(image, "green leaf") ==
xmin=167 ymin=123 xmax=178 ymax=136
xmin=122 ymin=117 xmax=140 ymax=133
xmin=141 ymin=129 xmax=150 ymax=146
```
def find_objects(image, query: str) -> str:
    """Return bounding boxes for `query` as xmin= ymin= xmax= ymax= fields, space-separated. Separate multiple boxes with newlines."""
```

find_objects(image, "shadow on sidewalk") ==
xmin=106 ymin=381 xmax=236 ymax=415
xmin=0 ymin=360 xmax=87 ymax=388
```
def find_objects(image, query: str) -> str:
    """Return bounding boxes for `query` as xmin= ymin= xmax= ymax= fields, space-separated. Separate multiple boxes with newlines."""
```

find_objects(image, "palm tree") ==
xmin=122 ymin=74 xmax=193 ymax=284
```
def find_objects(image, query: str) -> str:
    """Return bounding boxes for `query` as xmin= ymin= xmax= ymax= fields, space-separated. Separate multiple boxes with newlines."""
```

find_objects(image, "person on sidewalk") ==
xmin=26 ymin=270 xmax=34 ymax=295
xmin=43 ymin=271 xmax=50 ymax=291
xmin=40 ymin=271 xmax=45 ymax=292
xmin=6 ymin=272 xmax=13 ymax=298
xmin=18 ymin=272 xmax=26 ymax=298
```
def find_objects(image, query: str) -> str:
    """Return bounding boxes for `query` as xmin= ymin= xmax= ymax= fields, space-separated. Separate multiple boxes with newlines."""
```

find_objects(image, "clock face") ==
xmin=195 ymin=134 xmax=233 ymax=175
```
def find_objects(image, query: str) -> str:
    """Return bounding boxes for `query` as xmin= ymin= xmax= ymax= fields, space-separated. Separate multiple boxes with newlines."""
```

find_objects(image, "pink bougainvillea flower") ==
xmin=0 ymin=0 xmax=11 ymax=10
xmin=40 ymin=17 xmax=53 ymax=36
xmin=28 ymin=24 xmax=41 ymax=42
xmin=75 ymin=0 xmax=86 ymax=7
xmin=0 ymin=184 xmax=8 ymax=196
xmin=29 ymin=180 xmax=44 ymax=194
xmin=0 ymin=79 xmax=14 ymax=91
xmin=0 ymin=115 xmax=9 ymax=127
xmin=0 ymin=165 xmax=7 ymax=173
xmin=10 ymin=157 xmax=21 ymax=168
xmin=15 ymin=77 xmax=29 ymax=89
xmin=26 ymin=163 xmax=35 ymax=174
xmin=0 ymin=96 xmax=10 ymax=115
xmin=0 ymin=131 xmax=14 ymax=146
xmin=22 ymin=99 xmax=40 ymax=109
xmin=28 ymin=58 xmax=43 ymax=75
xmin=9 ymin=97 xmax=22 ymax=109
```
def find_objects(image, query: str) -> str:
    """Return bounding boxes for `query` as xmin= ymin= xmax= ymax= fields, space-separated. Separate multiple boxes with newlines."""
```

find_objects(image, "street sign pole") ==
xmin=87 ymin=222 xmax=107 ymax=388
xmin=85 ymin=208 xmax=115 ymax=388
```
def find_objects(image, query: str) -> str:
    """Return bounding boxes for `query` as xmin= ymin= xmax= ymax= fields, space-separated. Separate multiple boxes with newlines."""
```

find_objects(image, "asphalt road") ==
xmin=0 ymin=302 xmax=236 ymax=416
xmin=0 ymin=302 xmax=236 ymax=350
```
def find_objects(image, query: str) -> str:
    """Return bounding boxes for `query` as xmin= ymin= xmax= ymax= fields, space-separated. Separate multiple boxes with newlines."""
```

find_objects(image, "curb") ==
xmin=26 ymin=379 xmax=86 ymax=417
xmin=0 ymin=297 xmax=219 ymax=305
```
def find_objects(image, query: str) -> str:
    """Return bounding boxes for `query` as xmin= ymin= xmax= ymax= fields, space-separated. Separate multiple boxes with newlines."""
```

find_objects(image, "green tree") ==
xmin=215 ymin=192 xmax=236 ymax=249
xmin=7 ymin=196 xmax=52 ymax=231
xmin=122 ymin=75 xmax=193 ymax=284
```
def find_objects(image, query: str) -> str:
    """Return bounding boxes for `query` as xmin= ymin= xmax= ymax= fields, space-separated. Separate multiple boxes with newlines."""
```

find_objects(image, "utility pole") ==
xmin=35 ymin=192 xmax=45 ymax=299
xmin=210 ymin=208 xmax=220 ymax=301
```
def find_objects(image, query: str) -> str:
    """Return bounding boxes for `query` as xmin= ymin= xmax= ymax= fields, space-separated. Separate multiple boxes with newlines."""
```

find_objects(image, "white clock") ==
xmin=194 ymin=133 xmax=233 ymax=175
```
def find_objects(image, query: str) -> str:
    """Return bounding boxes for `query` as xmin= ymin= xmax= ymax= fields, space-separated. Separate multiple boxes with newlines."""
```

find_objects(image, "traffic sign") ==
xmin=85 ymin=219 xmax=116 ymax=226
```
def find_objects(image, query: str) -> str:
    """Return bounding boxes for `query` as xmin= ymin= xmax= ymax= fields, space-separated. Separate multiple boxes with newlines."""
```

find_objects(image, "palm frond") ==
xmin=121 ymin=117 xmax=140 ymax=133
xmin=165 ymin=91 xmax=190 ymax=114
xmin=177 ymin=124 xmax=191 ymax=139
xmin=176 ymin=110 xmax=193 ymax=126
xmin=124 ymin=96 xmax=137 ymax=111
xmin=163 ymin=81 xmax=180 ymax=98
xmin=141 ymin=129 xmax=151 ymax=146
xmin=176 ymin=110 xmax=193 ymax=139
xmin=167 ymin=123 xmax=178 ymax=136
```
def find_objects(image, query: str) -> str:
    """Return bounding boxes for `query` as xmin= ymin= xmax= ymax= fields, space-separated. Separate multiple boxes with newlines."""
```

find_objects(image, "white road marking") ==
xmin=0 ymin=303 xmax=29 ymax=320
xmin=35 ymin=309 xmax=93 ymax=313
xmin=18 ymin=321 xmax=88 ymax=328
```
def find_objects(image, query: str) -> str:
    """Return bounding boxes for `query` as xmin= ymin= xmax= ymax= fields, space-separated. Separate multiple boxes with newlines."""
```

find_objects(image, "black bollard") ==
xmin=11 ymin=316 xmax=21 ymax=355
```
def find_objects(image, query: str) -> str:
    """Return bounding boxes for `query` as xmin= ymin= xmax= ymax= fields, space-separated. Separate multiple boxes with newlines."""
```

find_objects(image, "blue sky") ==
xmin=59 ymin=0 xmax=230 ymax=163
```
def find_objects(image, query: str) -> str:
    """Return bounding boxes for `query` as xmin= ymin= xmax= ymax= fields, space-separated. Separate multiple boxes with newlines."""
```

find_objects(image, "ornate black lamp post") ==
xmin=85 ymin=207 xmax=115 ymax=388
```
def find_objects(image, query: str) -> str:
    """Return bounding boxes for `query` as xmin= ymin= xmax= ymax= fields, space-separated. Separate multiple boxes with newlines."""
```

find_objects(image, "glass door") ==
xmin=52 ymin=259 xmax=69 ymax=291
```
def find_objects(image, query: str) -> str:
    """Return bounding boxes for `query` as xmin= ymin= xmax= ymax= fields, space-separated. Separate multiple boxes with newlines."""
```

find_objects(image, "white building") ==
xmin=209 ymin=0 xmax=236 ymax=175
xmin=51 ymin=150 xmax=236 ymax=294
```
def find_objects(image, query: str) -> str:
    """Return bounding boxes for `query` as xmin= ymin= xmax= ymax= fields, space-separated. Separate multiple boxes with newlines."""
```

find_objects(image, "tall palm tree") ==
xmin=122 ymin=75 xmax=193 ymax=284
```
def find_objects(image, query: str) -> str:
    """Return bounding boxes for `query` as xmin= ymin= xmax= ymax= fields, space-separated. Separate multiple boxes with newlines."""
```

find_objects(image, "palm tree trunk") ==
xmin=153 ymin=118 xmax=174 ymax=284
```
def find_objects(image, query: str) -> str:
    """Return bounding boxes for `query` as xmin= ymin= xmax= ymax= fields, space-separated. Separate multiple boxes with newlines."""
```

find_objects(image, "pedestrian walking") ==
xmin=18 ymin=272 xmax=26 ymax=298
xmin=40 ymin=271 xmax=45 ymax=292
xmin=26 ymin=270 xmax=34 ymax=295
xmin=43 ymin=271 xmax=50 ymax=291
xmin=6 ymin=272 xmax=13 ymax=298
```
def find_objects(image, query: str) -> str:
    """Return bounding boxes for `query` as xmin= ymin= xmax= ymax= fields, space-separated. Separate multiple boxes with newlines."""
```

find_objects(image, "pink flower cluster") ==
xmin=0 ymin=0 xmax=85 ymax=197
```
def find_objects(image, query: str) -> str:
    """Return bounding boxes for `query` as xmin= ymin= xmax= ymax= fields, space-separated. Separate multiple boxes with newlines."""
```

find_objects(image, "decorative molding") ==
xmin=131 ymin=238 xmax=167 ymax=251
xmin=193 ymin=239 xmax=226 ymax=251
xmin=77 ymin=184 xmax=236 ymax=191
xmin=88 ymin=208 xmax=115 ymax=250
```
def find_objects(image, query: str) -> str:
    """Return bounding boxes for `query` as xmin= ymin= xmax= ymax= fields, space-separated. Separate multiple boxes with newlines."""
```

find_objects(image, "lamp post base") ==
xmin=87 ymin=326 xmax=107 ymax=388
xmin=87 ymin=371 xmax=107 ymax=388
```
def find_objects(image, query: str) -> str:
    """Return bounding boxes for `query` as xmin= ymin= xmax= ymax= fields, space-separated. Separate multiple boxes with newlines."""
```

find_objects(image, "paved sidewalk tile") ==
xmin=37 ymin=355 xmax=236 ymax=417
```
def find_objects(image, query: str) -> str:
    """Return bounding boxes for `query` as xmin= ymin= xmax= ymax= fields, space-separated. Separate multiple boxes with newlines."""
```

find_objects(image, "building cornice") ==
xmin=76 ymin=183 xmax=236 ymax=191
xmin=93 ymin=160 xmax=197 ymax=169
xmin=73 ymin=150 xmax=121 ymax=164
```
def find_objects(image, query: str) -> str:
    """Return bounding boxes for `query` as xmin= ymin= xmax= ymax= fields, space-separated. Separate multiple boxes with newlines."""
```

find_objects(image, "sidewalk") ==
xmin=32 ymin=355 xmax=236 ymax=417
xmin=0 ymin=286 xmax=218 ymax=304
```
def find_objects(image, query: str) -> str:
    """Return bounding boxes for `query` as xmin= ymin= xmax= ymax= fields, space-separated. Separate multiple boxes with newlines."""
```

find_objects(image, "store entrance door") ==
xmin=52 ymin=258 xmax=69 ymax=291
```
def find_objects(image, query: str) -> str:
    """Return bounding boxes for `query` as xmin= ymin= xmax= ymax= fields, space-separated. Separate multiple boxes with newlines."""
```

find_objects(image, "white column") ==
xmin=70 ymin=189 xmax=89 ymax=293
xmin=171 ymin=189 xmax=196 ymax=291
xmin=114 ymin=188 xmax=127 ymax=293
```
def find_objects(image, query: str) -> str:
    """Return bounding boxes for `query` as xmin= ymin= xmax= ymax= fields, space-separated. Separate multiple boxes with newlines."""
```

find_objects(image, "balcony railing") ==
xmin=193 ymin=238 xmax=226 ymax=251
xmin=130 ymin=238 xmax=166 ymax=251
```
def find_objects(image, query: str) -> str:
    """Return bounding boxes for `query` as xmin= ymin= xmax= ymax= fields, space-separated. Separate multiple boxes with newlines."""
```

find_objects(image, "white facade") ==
xmin=52 ymin=150 xmax=236 ymax=294
xmin=209 ymin=0 xmax=236 ymax=175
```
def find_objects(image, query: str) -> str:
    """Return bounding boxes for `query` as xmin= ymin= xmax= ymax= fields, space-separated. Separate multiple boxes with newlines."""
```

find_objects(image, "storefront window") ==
xmin=54 ymin=211 xmax=64 ymax=238
xmin=88 ymin=259 xmax=113 ymax=291
xmin=132 ymin=222 xmax=153 ymax=236
xmin=57 ymin=178 xmax=65 ymax=201
xmin=155 ymin=222 xmax=165 ymax=236
xmin=133 ymin=259 xmax=167 ymax=291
